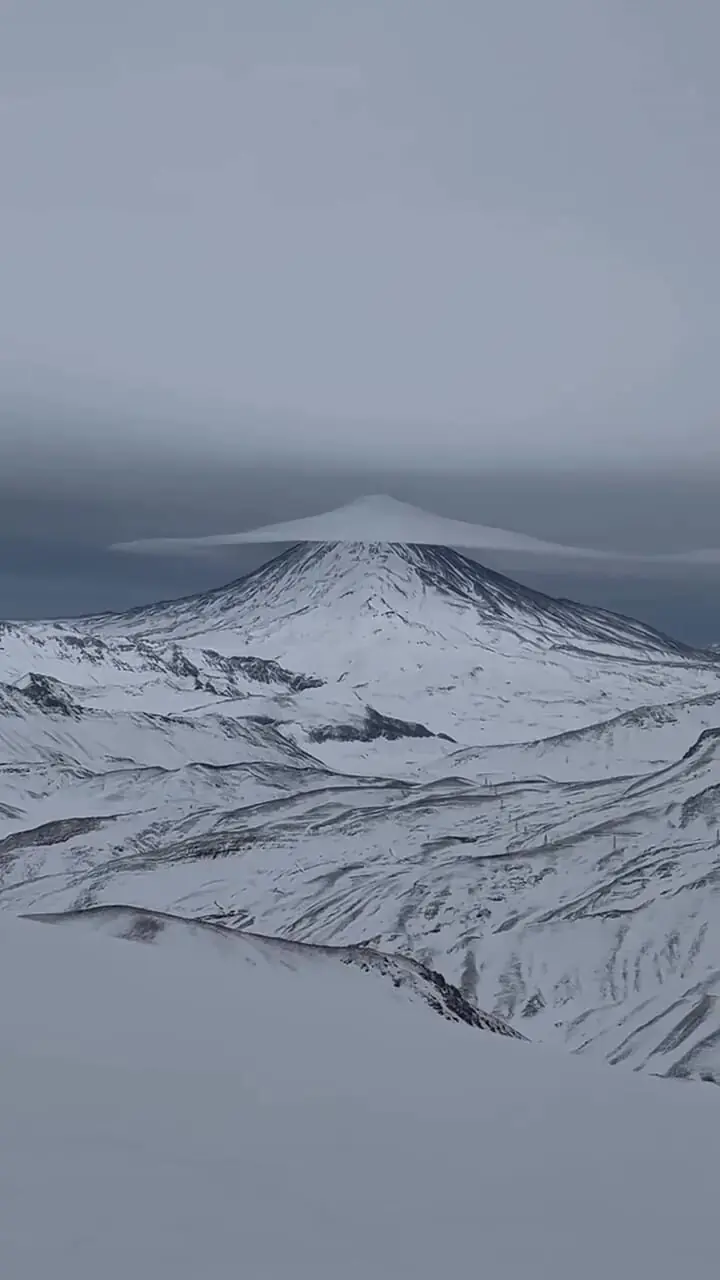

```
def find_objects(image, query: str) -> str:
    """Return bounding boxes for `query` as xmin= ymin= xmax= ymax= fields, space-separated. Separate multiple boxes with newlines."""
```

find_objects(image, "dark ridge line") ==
xmin=23 ymin=903 xmax=526 ymax=1041
xmin=618 ymin=727 xmax=720 ymax=798
xmin=680 ymin=726 xmax=720 ymax=761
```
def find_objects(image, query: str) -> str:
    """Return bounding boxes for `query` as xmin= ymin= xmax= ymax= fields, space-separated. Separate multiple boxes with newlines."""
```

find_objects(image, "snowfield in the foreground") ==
xmin=2 ymin=915 xmax=719 ymax=1280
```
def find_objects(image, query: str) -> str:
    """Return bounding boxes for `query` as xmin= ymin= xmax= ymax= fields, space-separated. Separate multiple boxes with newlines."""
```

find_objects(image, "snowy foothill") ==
xmin=2 ymin=914 xmax=719 ymax=1280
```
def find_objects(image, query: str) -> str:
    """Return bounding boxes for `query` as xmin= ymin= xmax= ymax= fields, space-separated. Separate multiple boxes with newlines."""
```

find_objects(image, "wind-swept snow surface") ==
xmin=25 ymin=903 xmax=522 ymax=1037
xmin=2 ymin=916 xmax=719 ymax=1280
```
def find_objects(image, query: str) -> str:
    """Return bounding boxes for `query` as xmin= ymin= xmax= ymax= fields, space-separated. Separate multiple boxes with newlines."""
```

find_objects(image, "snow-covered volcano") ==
xmin=100 ymin=539 xmax=694 ymax=657
xmin=89 ymin=539 xmax=714 ymax=751
xmin=3 ymin=532 xmax=720 ymax=1083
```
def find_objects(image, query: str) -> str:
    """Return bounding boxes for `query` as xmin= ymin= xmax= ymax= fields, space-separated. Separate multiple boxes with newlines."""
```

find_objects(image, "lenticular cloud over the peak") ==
xmin=112 ymin=494 xmax=617 ymax=559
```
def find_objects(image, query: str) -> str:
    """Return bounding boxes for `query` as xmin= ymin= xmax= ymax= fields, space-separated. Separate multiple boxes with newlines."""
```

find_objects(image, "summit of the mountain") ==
xmin=97 ymin=539 xmax=695 ymax=658
xmin=74 ymin=539 xmax=719 ymax=752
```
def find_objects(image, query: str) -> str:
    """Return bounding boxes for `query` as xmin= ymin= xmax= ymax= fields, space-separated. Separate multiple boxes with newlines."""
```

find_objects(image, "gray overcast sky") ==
xmin=2 ymin=2 xmax=720 ymax=640
xmin=1 ymin=0 xmax=720 ymax=470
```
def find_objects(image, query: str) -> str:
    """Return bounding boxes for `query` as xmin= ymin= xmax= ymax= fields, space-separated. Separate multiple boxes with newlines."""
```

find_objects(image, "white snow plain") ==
xmin=2 ymin=913 xmax=719 ymax=1280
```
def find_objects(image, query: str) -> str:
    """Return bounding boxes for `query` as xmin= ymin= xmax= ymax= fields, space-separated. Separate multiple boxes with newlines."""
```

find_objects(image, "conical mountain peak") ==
xmin=97 ymin=538 xmax=694 ymax=663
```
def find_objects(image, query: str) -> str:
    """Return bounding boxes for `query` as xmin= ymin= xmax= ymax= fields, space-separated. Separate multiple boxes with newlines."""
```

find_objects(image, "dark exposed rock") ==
xmin=309 ymin=706 xmax=454 ymax=745
xmin=0 ymin=815 xmax=114 ymax=857
xmin=15 ymin=673 xmax=81 ymax=717
xmin=204 ymin=651 xmax=324 ymax=692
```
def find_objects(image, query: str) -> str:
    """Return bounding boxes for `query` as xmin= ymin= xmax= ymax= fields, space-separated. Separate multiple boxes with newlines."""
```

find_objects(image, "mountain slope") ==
xmin=3 ymin=914 xmax=719 ymax=1279
xmin=96 ymin=541 xmax=699 ymax=657
xmin=4 ymin=706 xmax=720 ymax=1078
xmin=427 ymin=688 xmax=720 ymax=783
xmin=25 ymin=903 xmax=522 ymax=1037
xmin=81 ymin=541 xmax=718 ymax=753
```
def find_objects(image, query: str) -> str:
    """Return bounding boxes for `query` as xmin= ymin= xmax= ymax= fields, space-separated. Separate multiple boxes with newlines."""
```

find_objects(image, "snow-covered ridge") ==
xmin=25 ymin=903 xmax=523 ymax=1038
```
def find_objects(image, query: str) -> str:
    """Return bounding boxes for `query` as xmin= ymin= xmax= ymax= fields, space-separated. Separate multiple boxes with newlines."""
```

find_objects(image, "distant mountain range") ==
xmin=3 ymin=507 xmax=720 ymax=1082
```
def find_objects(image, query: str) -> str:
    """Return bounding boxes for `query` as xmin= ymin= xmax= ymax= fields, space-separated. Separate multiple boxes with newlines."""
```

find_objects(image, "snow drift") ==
xmin=2 ymin=914 xmax=719 ymax=1280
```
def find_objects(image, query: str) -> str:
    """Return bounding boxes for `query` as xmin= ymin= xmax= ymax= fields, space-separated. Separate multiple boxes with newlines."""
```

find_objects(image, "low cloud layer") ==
xmin=110 ymin=492 xmax=720 ymax=572
xmin=3 ymin=459 xmax=720 ymax=642
xmin=2 ymin=2 xmax=720 ymax=473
